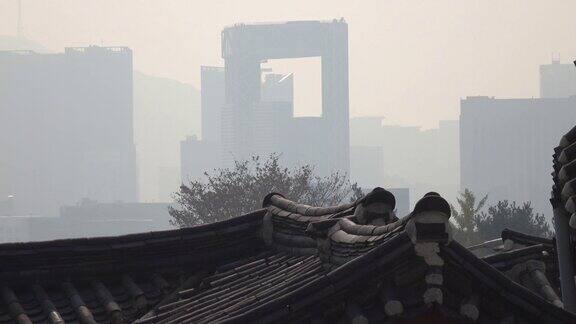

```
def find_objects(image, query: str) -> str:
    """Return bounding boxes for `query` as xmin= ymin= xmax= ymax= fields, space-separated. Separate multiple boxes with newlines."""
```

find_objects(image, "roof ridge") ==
xmin=263 ymin=193 xmax=354 ymax=217
xmin=0 ymin=209 xmax=266 ymax=250
xmin=501 ymin=228 xmax=554 ymax=246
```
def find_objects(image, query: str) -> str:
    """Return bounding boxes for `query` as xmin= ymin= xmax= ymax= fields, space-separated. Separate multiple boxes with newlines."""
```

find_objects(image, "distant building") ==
xmin=183 ymin=69 xmax=298 ymax=182
xmin=252 ymin=73 xmax=295 ymax=159
xmin=133 ymin=71 xmax=200 ymax=202
xmin=0 ymin=200 xmax=175 ymax=243
xmin=460 ymin=96 xmax=576 ymax=217
xmin=0 ymin=196 xmax=15 ymax=216
xmin=389 ymin=188 xmax=410 ymax=217
xmin=261 ymin=73 xmax=294 ymax=103
xmin=350 ymin=145 xmax=384 ymax=187
xmin=58 ymin=200 xmax=174 ymax=239
xmin=201 ymin=66 xmax=225 ymax=144
xmin=540 ymin=60 xmax=576 ymax=98
xmin=0 ymin=46 xmax=137 ymax=216
xmin=157 ymin=166 xmax=181 ymax=202
xmin=436 ymin=120 xmax=460 ymax=199
xmin=251 ymin=101 xmax=294 ymax=158
xmin=178 ymin=66 xmax=226 ymax=185
xmin=0 ymin=215 xmax=35 ymax=243
xmin=180 ymin=135 xmax=220 ymax=183
xmin=350 ymin=117 xmax=459 ymax=205
xmin=191 ymin=20 xmax=349 ymax=178
xmin=221 ymin=20 xmax=350 ymax=175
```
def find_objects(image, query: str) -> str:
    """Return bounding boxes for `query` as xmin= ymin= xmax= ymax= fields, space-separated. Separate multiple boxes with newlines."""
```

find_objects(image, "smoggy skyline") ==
xmin=1 ymin=0 xmax=575 ymax=128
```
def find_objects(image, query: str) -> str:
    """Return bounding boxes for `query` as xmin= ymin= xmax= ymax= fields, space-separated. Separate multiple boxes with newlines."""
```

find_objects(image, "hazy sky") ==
xmin=1 ymin=0 xmax=575 ymax=128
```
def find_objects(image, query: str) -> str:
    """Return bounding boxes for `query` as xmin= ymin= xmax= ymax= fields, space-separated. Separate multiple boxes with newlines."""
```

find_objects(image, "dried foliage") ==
xmin=169 ymin=154 xmax=363 ymax=227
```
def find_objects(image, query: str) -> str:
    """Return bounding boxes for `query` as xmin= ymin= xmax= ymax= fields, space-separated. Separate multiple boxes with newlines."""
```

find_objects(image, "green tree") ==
xmin=450 ymin=189 xmax=488 ymax=246
xmin=475 ymin=200 xmax=553 ymax=241
xmin=170 ymin=154 xmax=363 ymax=227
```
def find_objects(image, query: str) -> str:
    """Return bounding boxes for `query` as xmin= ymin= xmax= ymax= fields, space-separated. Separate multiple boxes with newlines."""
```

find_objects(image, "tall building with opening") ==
xmin=221 ymin=20 xmax=350 ymax=175
xmin=181 ymin=70 xmax=296 ymax=183
xmin=0 ymin=46 xmax=137 ymax=216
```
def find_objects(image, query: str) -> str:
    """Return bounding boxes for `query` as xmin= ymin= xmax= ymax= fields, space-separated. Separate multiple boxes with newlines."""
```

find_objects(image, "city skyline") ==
xmin=1 ymin=3 xmax=576 ymax=321
xmin=1 ymin=1 xmax=575 ymax=128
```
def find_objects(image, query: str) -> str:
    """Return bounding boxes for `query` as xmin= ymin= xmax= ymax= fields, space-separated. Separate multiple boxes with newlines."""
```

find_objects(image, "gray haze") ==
xmin=1 ymin=1 xmax=576 ymax=127
xmin=0 ymin=1 xmax=575 ymax=242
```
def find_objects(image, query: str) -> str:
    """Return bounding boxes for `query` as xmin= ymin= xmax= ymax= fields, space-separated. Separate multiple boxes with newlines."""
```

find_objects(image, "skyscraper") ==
xmin=460 ymin=96 xmax=576 ymax=217
xmin=349 ymin=117 xmax=459 ymax=204
xmin=181 ymin=70 xmax=296 ymax=183
xmin=201 ymin=66 xmax=225 ymax=144
xmin=261 ymin=73 xmax=294 ymax=103
xmin=0 ymin=46 xmax=137 ymax=216
xmin=221 ymin=20 xmax=350 ymax=175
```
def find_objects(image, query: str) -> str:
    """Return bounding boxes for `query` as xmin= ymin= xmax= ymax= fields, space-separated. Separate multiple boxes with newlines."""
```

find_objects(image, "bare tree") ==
xmin=170 ymin=154 xmax=363 ymax=227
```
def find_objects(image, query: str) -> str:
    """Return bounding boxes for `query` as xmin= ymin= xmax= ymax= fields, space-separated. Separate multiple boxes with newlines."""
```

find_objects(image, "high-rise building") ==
xmin=261 ymin=73 xmax=294 ymax=103
xmin=540 ymin=60 xmax=576 ymax=98
xmin=350 ymin=145 xmax=384 ymax=187
xmin=389 ymin=188 xmax=410 ymax=218
xmin=182 ymin=69 xmax=297 ymax=183
xmin=252 ymin=73 xmax=295 ymax=160
xmin=0 ymin=46 xmax=137 ymax=216
xmin=221 ymin=20 xmax=350 ymax=175
xmin=180 ymin=135 xmax=220 ymax=184
xmin=201 ymin=66 xmax=225 ymax=143
xmin=349 ymin=117 xmax=459 ymax=205
xmin=186 ymin=21 xmax=349 ymax=180
xmin=179 ymin=66 xmax=224 ymax=186
xmin=251 ymin=101 xmax=294 ymax=158
xmin=460 ymin=96 xmax=576 ymax=217
xmin=133 ymin=71 xmax=200 ymax=202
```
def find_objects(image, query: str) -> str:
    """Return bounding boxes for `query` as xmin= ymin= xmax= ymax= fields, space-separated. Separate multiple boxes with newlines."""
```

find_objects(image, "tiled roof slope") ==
xmin=0 ymin=190 xmax=574 ymax=323
xmin=0 ymin=210 xmax=266 ymax=323
xmin=552 ymin=125 xmax=576 ymax=228
xmin=140 ymin=191 xmax=572 ymax=323
xmin=551 ymin=124 xmax=576 ymax=312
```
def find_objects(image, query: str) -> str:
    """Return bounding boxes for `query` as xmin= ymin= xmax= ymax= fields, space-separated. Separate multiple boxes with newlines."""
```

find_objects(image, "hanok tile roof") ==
xmin=0 ymin=211 xmax=265 ymax=323
xmin=551 ymin=124 xmax=576 ymax=312
xmin=0 ymin=190 xmax=574 ymax=323
xmin=552 ymin=125 xmax=576 ymax=229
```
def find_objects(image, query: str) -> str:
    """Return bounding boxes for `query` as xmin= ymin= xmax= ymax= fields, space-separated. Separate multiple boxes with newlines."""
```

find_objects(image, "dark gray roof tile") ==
xmin=0 ymin=193 xmax=574 ymax=323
